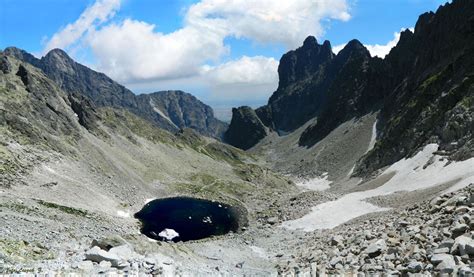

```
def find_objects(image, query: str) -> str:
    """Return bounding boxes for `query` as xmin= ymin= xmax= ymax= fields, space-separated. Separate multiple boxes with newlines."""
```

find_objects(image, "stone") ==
xmin=431 ymin=197 xmax=444 ymax=206
xmin=455 ymin=206 xmax=470 ymax=214
xmin=460 ymin=266 xmax=473 ymax=277
xmin=430 ymin=254 xmax=454 ymax=265
xmin=451 ymin=223 xmax=468 ymax=237
xmin=435 ymin=257 xmax=456 ymax=274
xmin=398 ymin=221 xmax=409 ymax=227
xmin=329 ymin=256 xmax=342 ymax=267
xmin=433 ymin=247 xmax=450 ymax=254
xmin=407 ymin=261 xmax=423 ymax=273
xmin=108 ymin=244 xmax=136 ymax=260
xmin=267 ymin=217 xmax=279 ymax=225
xmin=439 ymin=239 xmax=454 ymax=249
xmin=99 ymin=261 xmax=112 ymax=269
xmin=365 ymin=239 xmax=386 ymax=258
xmin=85 ymin=246 xmax=127 ymax=268
xmin=91 ymin=235 xmax=128 ymax=251
xmin=331 ymin=235 xmax=344 ymax=246
xmin=451 ymin=235 xmax=474 ymax=256
xmin=78 ymin=260 xmax=94 ymax=271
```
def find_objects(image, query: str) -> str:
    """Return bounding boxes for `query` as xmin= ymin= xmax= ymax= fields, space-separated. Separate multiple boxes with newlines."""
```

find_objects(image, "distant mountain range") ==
xmin=225 ymin=0 xmax=473 ymax=175
xmin=3 ymin=47 xmax=227 ymax=139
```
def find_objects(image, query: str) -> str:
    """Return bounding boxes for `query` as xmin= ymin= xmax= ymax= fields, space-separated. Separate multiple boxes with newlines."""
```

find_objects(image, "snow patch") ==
xmin=282 ymin=144 xmax=474 ymax=231
xmin=158 ymin=228 xmax=180 ymax=240
xmin=295 ymin=172 xmax=332 ymax=191
xmin=150 ymin=99 xmax=178 ymax=129
xmin=145 ymin=198 xmax=155 ymax=204
xmin=117 ymin=210 xmax=131 ymax=218
xmin=366 ymin=120 xmax=377 ymax=154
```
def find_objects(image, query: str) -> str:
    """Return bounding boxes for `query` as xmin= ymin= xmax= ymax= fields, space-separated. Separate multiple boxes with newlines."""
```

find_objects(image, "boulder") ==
xmin=407 ymin=261 xmax=423 ymax=273
xmin=435 ymin=257 xmax=456 ymax=274
xmin=365 ymin=239 xmax=387 ymax=258
xmin=451 ymin=223 xmax=468 ymax=237
xmin=108 ymin=244 xmax=136 ymax=260
xmin=430 ymin=253 xmax=454 ymax=265
xmin=84 ymin=246 xmax=127 ymax=268
xmin=439 ymin=239 xmax=454 ymax=249
xmin=451 ymin=235 xmax=474 ymax=256
xmin=267 ymin=217 xmax=279 ymax=225
xmin=91 ymin=235 xmax=127 ymax=251
xmin=331 ymin=235 xmax=344 ymax=246
xmin=77 ymin=260 xmax=94 ymax=271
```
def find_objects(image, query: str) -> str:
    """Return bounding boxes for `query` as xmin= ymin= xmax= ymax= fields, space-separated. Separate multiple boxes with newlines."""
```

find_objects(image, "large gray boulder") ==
xmin=365 ymin=239 xmax=387 ymax=258
xmin=451 ymin=235 xmax=474 ymax=256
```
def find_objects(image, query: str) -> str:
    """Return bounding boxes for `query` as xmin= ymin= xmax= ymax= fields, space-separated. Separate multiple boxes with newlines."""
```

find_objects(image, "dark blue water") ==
xmin=135 ymin=197 xmax=241 ymax=242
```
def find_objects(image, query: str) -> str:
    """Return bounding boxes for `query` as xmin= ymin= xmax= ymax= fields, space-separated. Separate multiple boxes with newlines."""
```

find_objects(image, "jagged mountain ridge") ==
xmin=225 ymin=0 xmax=474 ymax=175
xmin=3 ymin=47 xmax=227 ymax=139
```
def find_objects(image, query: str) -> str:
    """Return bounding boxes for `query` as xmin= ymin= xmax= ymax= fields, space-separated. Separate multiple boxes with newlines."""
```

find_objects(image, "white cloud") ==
xmin=202 ymin=56 xmax=279 ymax=102
xmin=186 ymin=0 xmax=351 ymax=48
xmin=333 ymin=28 xmax=414 ymax=58
xmin=43 ymin=0 xmax=120 ymax=53
xmin=87 ymin=19 xmax=228 ymax=82
xmin=203 ymin=56 xmax=278 ymax=85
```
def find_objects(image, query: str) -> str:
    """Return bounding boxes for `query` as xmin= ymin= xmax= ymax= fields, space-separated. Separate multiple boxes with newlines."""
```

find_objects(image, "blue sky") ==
xmin=0 ymin=0 xmax=448 ymax=120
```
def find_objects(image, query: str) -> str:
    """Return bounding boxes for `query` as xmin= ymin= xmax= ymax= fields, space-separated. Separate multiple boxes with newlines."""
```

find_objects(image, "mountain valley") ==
xmin=0 ymin=0 xmax=473 ymax=275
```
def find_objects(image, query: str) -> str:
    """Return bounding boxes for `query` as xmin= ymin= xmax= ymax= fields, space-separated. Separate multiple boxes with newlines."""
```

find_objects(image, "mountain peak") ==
xmin=337 ymin=39 xmax=370 ymax=58
xmin=44 ymin=48 xmax=73 ymax=63
xmin=3 ymin=46 xmax=41 ymax=67
xmin=276 ymin=36 xmax=335 ymax=89
xmin=302 ymin=36 xmax=317 ymax=47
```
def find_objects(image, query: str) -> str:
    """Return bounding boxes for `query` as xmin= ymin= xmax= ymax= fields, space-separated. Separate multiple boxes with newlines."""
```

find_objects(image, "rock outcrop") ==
xmin=224 ymin=106 xmax=268 ymax=150
xmin=356 ymin=0 xmax=474 ymax=174
xmin=145 ymin=91 xmax=227 ymax=139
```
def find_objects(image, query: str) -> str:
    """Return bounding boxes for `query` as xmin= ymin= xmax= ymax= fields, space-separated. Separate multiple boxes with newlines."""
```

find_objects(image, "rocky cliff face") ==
xmin=3 ymin=48 xmax=227 ymax=139
xmin=226 ymin=0 xmax=474 ymax=175
xmin=146 ymin=91 xmax=227 ymax=139
xmin=265 ymin=36 xmax=335 ymax=132
xmin=356 ymin=0 xmax=474 ymax=174
xmin=224 ymin=106 xmax=268 ymax=150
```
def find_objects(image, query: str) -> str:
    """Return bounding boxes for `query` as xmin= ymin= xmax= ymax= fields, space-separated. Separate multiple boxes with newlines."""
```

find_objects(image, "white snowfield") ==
xmin=295 ymin=172 xmax=332 ymax=191
xmin=282 ymin=144 xmax=474 ymax=231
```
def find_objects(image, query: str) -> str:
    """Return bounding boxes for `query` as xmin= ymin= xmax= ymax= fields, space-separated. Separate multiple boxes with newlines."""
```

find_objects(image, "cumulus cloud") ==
xmin=202 ymin=56 xmax=279 ymax=102
xmin=43 ymin=0 xmax=120 ymax=53
xmin=186 ymin=0 xmax=351 ymax=48
xmin=87 ymin=19 xmax=228 ymax=82
xmin=333 ymin=28 xmax=414 ymax=58
xmin=203 ymin=56 xmax=278 ymax=85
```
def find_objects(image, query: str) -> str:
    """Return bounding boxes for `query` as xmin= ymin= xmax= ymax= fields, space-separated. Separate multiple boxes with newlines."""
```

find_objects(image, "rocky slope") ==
xmin=278 ymin=185 xmax=474 ymax=276
xmin=3 ymin=47 xmax=227 ymax=139
xmin=226 ymin=0 xmax=474 ymax=177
